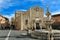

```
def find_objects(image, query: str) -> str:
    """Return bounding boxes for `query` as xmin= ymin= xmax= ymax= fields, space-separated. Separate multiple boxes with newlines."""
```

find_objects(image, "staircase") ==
xmin=30 ymin=30 xmax=60 ymax=40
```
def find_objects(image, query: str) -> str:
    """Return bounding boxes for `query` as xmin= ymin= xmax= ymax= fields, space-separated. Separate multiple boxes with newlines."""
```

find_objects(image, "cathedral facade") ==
xmin=14 ymin=6 xmax=51 ymax=30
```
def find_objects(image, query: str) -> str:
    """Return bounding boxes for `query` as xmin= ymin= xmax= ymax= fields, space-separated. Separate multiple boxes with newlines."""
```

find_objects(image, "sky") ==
xmin=0 ymin=0 xmax=60 ymax=20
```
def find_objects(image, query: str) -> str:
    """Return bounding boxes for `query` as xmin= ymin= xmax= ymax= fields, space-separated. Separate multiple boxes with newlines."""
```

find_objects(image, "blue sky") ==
xmin=0 ymin=0 xmax=60 ymax=20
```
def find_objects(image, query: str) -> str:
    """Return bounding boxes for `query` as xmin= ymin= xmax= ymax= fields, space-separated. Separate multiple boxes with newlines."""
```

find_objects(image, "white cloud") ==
xmin=3 ymin=14 xmax=14 ymax=21
xmin=25 ymin=0 xmax=39 ymax=2
xmin=0 ymin=0 xmax=20 ymax=9
xmin=18 ymin=9 xmax=27 ymax=11
xmin=52 ymin=11 xmax=60 ymax=15
xmin=0 ymin=0 xmax=10 ymax=9
xmin=24 ymin=0 xmax=44 ymax=2
xmin=0 ymin=0 xmax=58 ymax=10
xmin=2 ymin=9 xmax=27 ymax=21
xmin=0 ymin=0 xmax=4 ymax=3
xmin=51 ymin=1 xmax=56 ymax=4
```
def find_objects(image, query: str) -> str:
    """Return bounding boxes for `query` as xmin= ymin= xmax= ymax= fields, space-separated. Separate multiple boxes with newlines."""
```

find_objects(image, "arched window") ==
xmin=36 ymin=8 xmax=39 ymax=12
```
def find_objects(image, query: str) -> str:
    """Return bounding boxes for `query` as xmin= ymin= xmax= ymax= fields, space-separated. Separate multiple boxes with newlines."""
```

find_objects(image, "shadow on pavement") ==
xmin=13 ymin=35 xmax=38 ymax=39
xmin=0 ymin=35 xmax=37 ymax=39
xmin=0 ymin=36 xmax=7 ymax=38
xmin=0 ymin=33 xmax=39 ymax=40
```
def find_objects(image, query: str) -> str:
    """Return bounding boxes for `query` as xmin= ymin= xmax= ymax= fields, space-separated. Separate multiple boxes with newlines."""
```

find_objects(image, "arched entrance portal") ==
xmin=35 ymin=18 xmax=40 ymax=30
xmin=36 ymin=23 xmax=40 ymax=29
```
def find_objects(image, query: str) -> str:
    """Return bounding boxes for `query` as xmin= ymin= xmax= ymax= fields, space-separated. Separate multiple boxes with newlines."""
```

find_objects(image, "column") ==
xmin=40 ymin=24 xmax=42 ymax=30
xmin=30 ymin=8 xmax=32 ymax=29
xmin=34 ymin=22 xmax=36 ymax=30
xmin=21 ymin=13 xmax=23 ymax=30
xmin=51 ymin=33 xmax=54 ymax=40
xmin=50 ymin=26 xmax=53 ymax=40
xmin=48 ymin=32 xmax=50 ymax=40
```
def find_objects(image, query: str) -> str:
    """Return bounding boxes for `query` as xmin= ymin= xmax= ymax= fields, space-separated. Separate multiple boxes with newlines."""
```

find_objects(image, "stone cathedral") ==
xmin=14 ymin=6 xmax=51 ymax=30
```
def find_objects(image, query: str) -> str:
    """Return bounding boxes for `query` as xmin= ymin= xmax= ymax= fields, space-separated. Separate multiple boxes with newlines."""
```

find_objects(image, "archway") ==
xmin=35 ymin=18 xmax=40 ymax=30
xmin=36 ymin=23 xmax=40 ymax=29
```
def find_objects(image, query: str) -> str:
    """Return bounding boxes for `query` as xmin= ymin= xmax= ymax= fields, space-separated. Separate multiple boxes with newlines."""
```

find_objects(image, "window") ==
xmin=36 ymin=9 xmax=38 ymax=12
xmin=36 ymin=7 xmax=39 ymax=12
xmin=25 ymin=20 xmax=28 ymax=25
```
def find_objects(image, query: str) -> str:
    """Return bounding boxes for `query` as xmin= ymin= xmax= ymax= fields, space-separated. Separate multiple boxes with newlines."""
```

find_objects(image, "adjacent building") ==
xmin=0 ymin=14 xmax=9 ymax=29
xmin=52 ymin=14 xmax=60 ymax=23
xmin=52 ymin=14 xmax=60 ymax=29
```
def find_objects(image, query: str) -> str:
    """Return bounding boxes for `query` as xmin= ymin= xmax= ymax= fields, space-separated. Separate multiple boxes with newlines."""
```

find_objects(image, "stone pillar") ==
xmin=48 ymin=25 xmax=53 ymax=40
xmin=34 ymin=22 xmax=36 ymax=30
xmin=30 ymin=21 xmax=32 ymax=29
xmin=51 ymin=33 xmax=54 ymax=40
xmin=48 ymin=32 xmax=50 ymax=40
xmin=29 ymin=8 xmax=32 ymax=30
xmin=28 ymin=17 xmax=30 ymax=29
xmin=21 ymin=13 xmax=23 ymax=30
xmin=40 ymin=24 xmax=42 ymax=30
xmin=47 ymin=24 xmax=50 ymax=40
xmin=50 ymin=26 xmax=53 ymax=40
xmin=47 ymin=25 xmax=50 ymax=30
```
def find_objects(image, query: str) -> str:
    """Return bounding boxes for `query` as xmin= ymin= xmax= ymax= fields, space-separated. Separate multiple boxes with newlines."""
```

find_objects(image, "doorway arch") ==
xmin=36 ymin=23 xmax=40 ymax=29
xmin=35 ymin=18 xmax=40 ymax=30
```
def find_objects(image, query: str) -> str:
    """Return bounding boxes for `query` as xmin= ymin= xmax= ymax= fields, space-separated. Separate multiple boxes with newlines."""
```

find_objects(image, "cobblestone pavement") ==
xmin=0 ymin=30 xmax=38 ymax=40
